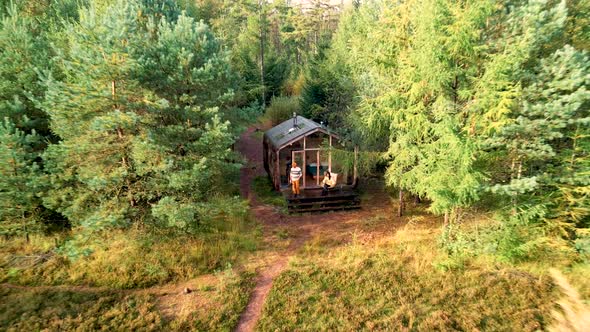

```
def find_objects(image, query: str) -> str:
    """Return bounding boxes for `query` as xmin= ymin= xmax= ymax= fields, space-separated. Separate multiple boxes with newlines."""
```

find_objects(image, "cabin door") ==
xmin=291 ymin=150 xmax=305 ymax=188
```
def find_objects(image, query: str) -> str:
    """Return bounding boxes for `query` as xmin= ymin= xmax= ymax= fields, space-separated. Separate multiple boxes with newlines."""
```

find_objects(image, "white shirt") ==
xmin=290 ymin=166 xmax=302 ymax=181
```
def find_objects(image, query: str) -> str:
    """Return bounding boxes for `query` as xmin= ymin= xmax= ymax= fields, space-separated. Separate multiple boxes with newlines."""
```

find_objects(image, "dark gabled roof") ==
xmin=264 ymin=116 xmax=331 ymax=150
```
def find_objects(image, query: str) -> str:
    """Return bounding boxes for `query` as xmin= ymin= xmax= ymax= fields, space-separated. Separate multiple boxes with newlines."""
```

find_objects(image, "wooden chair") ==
xmin=326 ymin=173 xmax=342 ymax=193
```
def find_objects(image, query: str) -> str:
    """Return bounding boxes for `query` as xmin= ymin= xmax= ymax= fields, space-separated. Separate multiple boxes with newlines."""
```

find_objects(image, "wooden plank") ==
xmin=289 ymin=205 xmax=361 ymax=213
xmin=275 ymin=150 xmax=280 ymax=190
xmin=285 ymin=195 xmax=359 ymax=203
xmin=288 ymin=199 xmax=360 ymax=207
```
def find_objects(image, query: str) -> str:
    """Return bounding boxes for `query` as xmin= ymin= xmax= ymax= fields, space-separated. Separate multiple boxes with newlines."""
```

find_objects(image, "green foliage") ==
xmin=300 ymin=49 xmax=355 ymax=130
xmin=251 ymin=176 xmax=286 ymax=208
xmin=264 ymin=95 xmax=300 ymax=126
xmin=0 ymin=118 xmax=45 ymax=237
xmin=320 ymin=0 xmax=589 ymax=258
xmin=337 ymin=0 xmax=492 ymax=216
xmin=574 ymin=231 xmax=590 ymax=263
xmin=209 ymin=0 xmax=342 ymax=106
xmin=0 ymin=2 xmax=51 ymax=136
xmin=136 ymin=12 xmax=235 ymax=108
xmin=1 ymin=197 xmax=258 ymax=287
xmin=477 ymin=1 xmax=590 ymax=251
xmin=38 ymin=1 xmax=241 ymax=235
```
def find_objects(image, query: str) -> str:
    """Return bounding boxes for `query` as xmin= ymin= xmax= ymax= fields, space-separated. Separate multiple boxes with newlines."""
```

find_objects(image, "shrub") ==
xmin=264 ymin=96 xmax=300 ymax=126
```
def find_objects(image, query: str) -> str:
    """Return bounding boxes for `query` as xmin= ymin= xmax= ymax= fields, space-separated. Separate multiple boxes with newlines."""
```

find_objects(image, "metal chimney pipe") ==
xmin=293 ymin=112 xmax=297 ymax=128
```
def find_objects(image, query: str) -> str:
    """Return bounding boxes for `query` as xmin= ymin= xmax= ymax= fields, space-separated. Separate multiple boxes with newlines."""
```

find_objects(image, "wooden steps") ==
xmin=284 ymin=189 xmax=361 ymax=213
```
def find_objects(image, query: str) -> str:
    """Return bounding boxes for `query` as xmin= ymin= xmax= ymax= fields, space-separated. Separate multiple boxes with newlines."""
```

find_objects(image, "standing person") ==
xmin=290 ymin=161 xmax=302 ymax=197
xmin=321 ymin=171 xmax=335 ymax=195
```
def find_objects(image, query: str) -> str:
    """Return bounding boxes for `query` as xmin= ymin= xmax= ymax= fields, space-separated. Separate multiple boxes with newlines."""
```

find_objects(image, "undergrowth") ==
xmin=0 ymin=199 xmax=260 ymax=288
xmin=251 ymin=176 xmax=287 ymax=209
xmin=262 ymin=96 xmax=300 ymax=126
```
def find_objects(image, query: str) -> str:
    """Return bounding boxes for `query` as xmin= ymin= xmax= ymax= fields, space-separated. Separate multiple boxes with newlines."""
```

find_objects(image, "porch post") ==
xmin=303 ymin=136 xmax=307 ymax=189
xmin=275 ymin=150 xmax=280 ymax=190
xmin=316 ymin=150 xmax=320 ymax=186
xmin=328 ymin=135 xmax=332 ymax=172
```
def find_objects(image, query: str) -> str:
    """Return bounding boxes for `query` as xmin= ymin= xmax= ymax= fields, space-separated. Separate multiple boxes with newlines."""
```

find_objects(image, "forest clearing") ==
xmin=0 ymin=0 xmax=589 ymax=331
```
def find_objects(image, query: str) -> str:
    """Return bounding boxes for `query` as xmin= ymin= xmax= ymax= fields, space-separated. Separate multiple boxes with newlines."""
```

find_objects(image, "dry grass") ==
xmin=549 ymin=269 xmax=590 ymax=332
xmin=0 ymin=227 xmax=259 ymax=289
xmin=0 ymin=268 xmax=255 ymax=331
xmin=257 ymin=224 xmax=560 ymax=331
xmin=0 ymin=196 xmax=260 ymax=289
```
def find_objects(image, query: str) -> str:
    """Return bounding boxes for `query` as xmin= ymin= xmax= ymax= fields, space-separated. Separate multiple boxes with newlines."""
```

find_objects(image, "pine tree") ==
xmin=0 ymin=117 xmax=44 ymax=239
xmin=0 ymin=2 xmax=51 ymax=136
xmin=136 ymin=12 xmax=235 ymax=109
xmin=40 ymin=0 xmax=239 ymax=232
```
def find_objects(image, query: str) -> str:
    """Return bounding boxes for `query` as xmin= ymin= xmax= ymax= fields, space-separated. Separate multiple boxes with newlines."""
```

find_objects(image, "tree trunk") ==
xmin=443 ymin=211 xmax=449 ymax=227
xmin=510 ymin=157 xmax=517 ymax=214
xmin=397 ymin=189 xmax=404 ymax=218
xmin=259 ymin=0 xmax=266 ymax=107
xmin=113 ymin=82 xmax=135 ymax=208
xmin=22 ymin=211 xmax=29 ymax=243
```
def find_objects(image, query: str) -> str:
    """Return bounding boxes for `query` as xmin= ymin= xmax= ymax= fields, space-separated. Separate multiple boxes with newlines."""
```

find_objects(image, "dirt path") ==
xmin=234 ymin=126 xmax=394 ymax=332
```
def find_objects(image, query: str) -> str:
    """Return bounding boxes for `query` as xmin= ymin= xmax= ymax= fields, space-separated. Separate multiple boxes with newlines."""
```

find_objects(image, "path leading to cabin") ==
xmin=234 ymin=126 xmax=394 ymax=332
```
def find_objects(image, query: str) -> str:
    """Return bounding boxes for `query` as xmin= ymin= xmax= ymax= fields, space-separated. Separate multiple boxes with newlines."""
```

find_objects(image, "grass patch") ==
xmin=0 ymin=287 xmax=163 ymax=331
xmin=251 ymin=176 xmax=287 ymax=209
xmin=251 ymin=129 xmax=265 ymax=140
xmin=257 ymin=226 xmax=560 ymax=331
xmin=169 ymin=270 xmax=255 ymax=331
xmin=0 ymin=269 xmax=255 ymax=331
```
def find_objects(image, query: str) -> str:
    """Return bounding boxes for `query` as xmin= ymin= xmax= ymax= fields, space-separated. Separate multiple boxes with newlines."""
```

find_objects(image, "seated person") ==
xmin=321 ymin=171 xmax=335 ymax=195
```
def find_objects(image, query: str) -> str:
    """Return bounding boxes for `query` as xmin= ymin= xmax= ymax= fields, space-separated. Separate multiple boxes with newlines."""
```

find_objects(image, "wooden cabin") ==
xmin=263 ymin=115 xmax=360 ymax=212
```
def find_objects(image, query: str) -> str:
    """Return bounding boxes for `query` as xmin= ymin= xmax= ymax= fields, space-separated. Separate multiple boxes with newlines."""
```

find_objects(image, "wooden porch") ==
xmin=282 ymin=187 xmax=360 ymax=213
